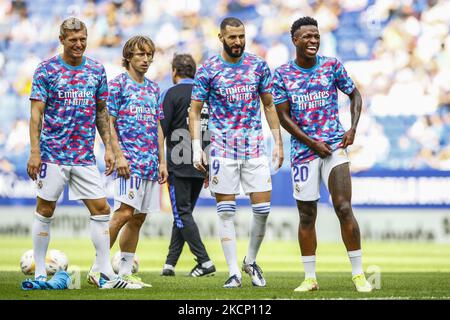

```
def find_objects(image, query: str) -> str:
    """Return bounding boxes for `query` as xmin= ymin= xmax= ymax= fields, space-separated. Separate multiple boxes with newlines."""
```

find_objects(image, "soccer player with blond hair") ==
xmin=28 ymin=17 xmax=139 ymax=289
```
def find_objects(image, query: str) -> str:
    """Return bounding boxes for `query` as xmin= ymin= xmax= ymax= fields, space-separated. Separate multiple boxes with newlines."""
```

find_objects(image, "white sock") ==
xmin=245 ymin=202 xmax=270 ymax=264
xmin=32 ymin=212 xmax=53 ymax=279
xmin=301 ymin=255 xmax=316 ymax=279
xmin=201 ymin=260 xmax=214 ymax=268
xmin=119 ymin=252 xmax=135 ymax=277
xmin=91 ymin=259 xmax=99 ymax=273
xmin=348 ymin=249 xmax=363 ymax=276
xmin=217 ymin=201 xmax=240 ymax=278
xmin=164 ymin=264 xmax=175 ymax=271
xmin=90 ymin=214 xmax=115 ymax=279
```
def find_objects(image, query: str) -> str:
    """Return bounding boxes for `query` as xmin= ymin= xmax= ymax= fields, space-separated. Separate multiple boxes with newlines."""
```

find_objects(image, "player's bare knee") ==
xmin=128 ymin=214 xmax=146 ymax=230
xmin=114 ymin=204 xmax=134 ymax=221
xmin=133 ymin=213 xmax=146 ymax=226
xmin=334 ymin=201 xmax=353 ymax=221
xmin=93 ymin=203 xmax=110 ymax=215
xmin=85 ymin=198 xmax=110 ymax=215
xmin=36 ymin=198 xmax=56 ymax=217
xmin=250 ymin=191 xmax=271 ymax=204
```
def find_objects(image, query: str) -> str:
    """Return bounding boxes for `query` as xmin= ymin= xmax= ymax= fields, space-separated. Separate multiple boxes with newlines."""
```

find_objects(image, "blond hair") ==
xmin=59 ymin=17 xmax=87 ymax=38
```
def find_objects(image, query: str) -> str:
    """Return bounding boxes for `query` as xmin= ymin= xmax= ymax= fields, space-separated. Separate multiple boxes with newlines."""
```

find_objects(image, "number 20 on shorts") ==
xmin=293 ymin=165 xmax=308 ymax=182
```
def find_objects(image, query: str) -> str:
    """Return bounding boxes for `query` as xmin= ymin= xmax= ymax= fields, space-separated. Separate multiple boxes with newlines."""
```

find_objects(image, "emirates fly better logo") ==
xmin=291 ymin=90 xmax=330 ymax=110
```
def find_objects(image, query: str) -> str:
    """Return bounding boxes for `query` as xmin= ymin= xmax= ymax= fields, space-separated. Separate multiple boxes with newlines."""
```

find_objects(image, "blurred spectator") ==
xmin=97 ymin=2 xmax=123 ymax=48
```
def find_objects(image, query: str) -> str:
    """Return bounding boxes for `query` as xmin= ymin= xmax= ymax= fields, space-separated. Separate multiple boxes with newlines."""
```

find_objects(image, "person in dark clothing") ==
xmin=159 ymin=54 xmax=215 ymax=277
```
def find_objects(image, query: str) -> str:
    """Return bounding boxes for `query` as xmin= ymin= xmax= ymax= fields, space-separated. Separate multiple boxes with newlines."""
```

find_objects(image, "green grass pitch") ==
xmin=1 ymin=237 xmax=450 ymax=300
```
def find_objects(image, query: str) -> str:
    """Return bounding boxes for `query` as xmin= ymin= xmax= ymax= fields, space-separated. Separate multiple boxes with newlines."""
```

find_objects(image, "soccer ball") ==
xmin=111 ymin=251 xmax=139 ymax=274
xmin=20 ymin=249 xmax=69 ymax=276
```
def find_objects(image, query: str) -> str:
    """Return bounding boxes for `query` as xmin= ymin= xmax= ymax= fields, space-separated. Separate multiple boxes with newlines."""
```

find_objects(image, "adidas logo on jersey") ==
xmin=320 ymin=77 xmax=329 ymax=86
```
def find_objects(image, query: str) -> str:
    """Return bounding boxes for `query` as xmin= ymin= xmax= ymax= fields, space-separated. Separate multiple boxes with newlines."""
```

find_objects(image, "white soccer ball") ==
xmin=20 ymin=249 xmax=35 ymax=275
xmin=20 ymin=249 xmax=69 ymax=276
xmin=111 ymin=251 xmax=139 ymax=274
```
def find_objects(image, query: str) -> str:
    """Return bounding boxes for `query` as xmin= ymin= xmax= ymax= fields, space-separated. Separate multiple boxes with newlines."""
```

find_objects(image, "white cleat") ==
xmin=122 ymin=274 xmax=152 ymax=288
xmin=242 ymin=257 xmax=266 ymax=287
xmin=223 ymin=275 xmax=242 ymax=288
xmin=352 ymin=274 xmax=373 ymax=293
xmin=294 ymin=278 xmax=319 ymax=292
xmin=86 ymin=270 xmax=100 ymax=287
xmin=98 ymin=274 xmax=143 ymax=290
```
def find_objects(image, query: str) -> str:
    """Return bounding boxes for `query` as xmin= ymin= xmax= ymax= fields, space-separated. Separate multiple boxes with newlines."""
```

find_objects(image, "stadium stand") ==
xmin=0 ymin=0 xmax=449 ymax=175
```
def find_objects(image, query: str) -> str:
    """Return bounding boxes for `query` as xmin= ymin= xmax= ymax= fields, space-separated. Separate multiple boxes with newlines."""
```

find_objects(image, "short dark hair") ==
xmin=220 ymin=17 xmax=244 ymax=31
xmin=290 ymin=17 xmax=318 ymax=38
xmin=172 ymin=54 xmax=196 ymax=79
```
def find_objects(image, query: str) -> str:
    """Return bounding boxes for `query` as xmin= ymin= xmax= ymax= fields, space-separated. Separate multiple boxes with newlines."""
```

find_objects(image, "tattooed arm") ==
xmin=27 ymin=100 xmax=45 ymax=180
xmin=96 ymin=99 xmax=114 ymax=176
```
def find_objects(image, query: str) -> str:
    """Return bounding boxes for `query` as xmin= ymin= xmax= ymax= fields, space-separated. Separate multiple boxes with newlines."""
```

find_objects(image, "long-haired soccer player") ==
xmin=87 ymin=35 xmax=168 ymax=288
xmin=272 ymin=16 xmax=372 ymax=292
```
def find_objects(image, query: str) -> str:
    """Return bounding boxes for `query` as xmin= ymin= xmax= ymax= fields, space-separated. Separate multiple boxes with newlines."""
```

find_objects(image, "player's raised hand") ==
xmin=116 ymin=155 xmax=130 ymax=179
xmin=27 ymin=152 xmax=41 ymax=181
xmin=158 ymin=163 xmax=168 ymax=184
xmin=342 ymin=128 xmax=356 ymax=148
xmin=104 ymin=149 xmax=115 ymax=176
xmin=311 ymin=140 xmax=332 ymax=158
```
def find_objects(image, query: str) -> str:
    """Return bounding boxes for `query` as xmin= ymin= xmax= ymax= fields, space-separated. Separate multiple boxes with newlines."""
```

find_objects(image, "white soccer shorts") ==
xmin=291 ymin=148 xmax=350 ymax=201
xmin=35 ymin=162 xmax=106 ymax=201
xmin=208 ymin=156 xmax=272 ymax=195
xmin=113 ymin=176 xmax=160 ymax=214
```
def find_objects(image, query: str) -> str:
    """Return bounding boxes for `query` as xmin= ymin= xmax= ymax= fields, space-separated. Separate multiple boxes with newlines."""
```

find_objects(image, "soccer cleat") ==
xmin=188 ymin=262 xmax=216 ymax=277
xmin=352 ymin=274 xmax=373 ymax=292
xmin=161 ymin=268 xmax=175 ymax=276
xmin=294 ymin=278 xmax=319 ymax=292
xmin=122 ymin=274 xmax=152 ymax=288
xmin=223 ymin=275 xmax=242 ymax=288
xmin=242 ymin=258 xmax=266 ymax=287
xmin=98 ymin=274 xmax=142 ymax=290
xmin=86 ymin=270 xmax=101 ymax=287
